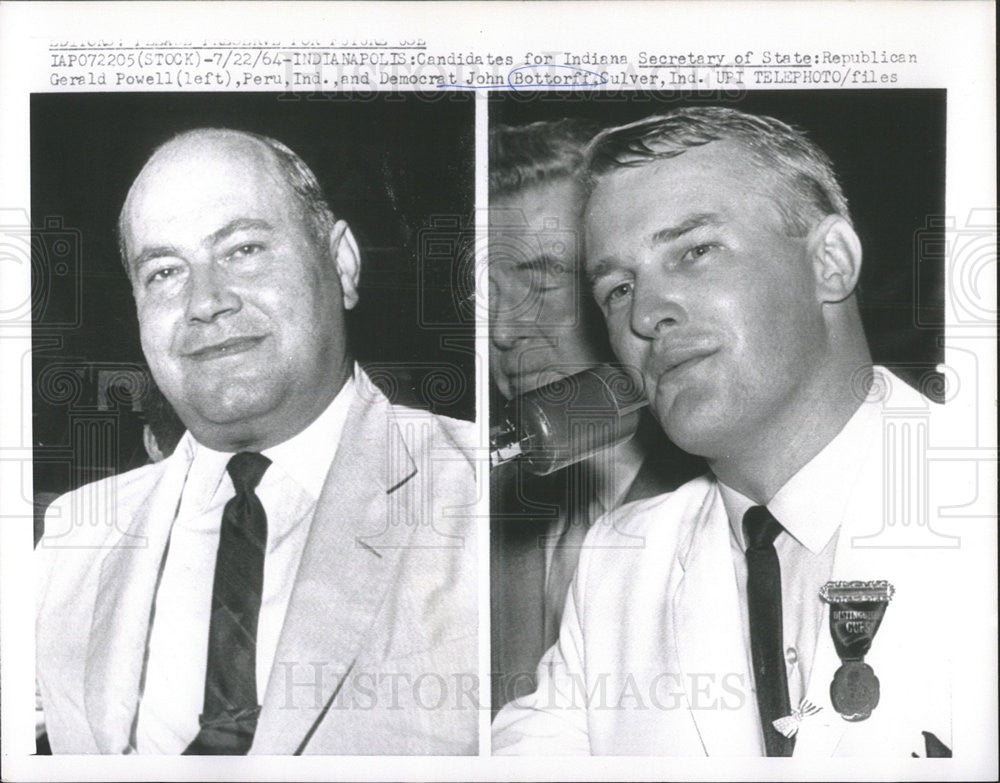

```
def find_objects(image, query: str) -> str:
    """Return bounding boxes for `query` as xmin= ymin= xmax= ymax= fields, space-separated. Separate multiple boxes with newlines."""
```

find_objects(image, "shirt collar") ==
xmin=721 ymin=383 xmax=882 ymax=554
xmin=262 ymin=367 xmax=357 ymax=500
xmin=180 ymin=363 xmax=359 ymax=503
xmin=175 ymin=431 xmax=230 ymax=516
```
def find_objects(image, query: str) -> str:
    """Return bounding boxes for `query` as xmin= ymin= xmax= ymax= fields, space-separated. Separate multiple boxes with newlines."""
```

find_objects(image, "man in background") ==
xmin=37 ymin=128 xmax=477 ymax=754
xmin=488 ymin=119 xmax=702 ymax=713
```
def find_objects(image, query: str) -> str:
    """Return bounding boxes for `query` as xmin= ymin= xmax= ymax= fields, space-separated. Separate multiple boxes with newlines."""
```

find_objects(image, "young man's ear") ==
xmin=809 ymin=214 xmax=863 ymax=304
xmin=329 ymin=220 xmax=361 ymax=310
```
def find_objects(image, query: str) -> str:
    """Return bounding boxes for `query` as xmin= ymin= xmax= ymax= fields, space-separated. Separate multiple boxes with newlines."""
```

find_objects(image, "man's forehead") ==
xmin=585 ymin=141 xmax=779 ymax=226
xmin=491 ymin=179 xmax=584 ymax=225
xmin=151 ymin=128 xmax=269 ymax=163
xmin=123 ymin=133 xmax=291 ymax=236
xmin=588 ymin=138 xmax=751 ymax=193
xmin=134 ymin=132 xmax=277 ymax=195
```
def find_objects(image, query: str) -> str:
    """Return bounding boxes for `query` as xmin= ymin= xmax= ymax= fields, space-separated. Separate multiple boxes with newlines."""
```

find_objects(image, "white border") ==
xmin=1 ymin=2 xmax=995 ymax=780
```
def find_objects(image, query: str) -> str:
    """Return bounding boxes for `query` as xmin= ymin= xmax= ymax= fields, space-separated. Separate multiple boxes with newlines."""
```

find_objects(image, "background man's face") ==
xmin=489 ymin=179 xmax=605 ymax=399
xmin=585 ymin=140 xmax=829 ymax=460
xmin=122 ymin=134 xmax=350 ymax=450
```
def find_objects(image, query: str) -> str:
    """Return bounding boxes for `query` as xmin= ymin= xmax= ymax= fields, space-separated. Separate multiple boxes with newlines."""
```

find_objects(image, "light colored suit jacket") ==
xmin=490 ymin=415 xmax=704 ymax=715
xmin=37 ymin=377 xmax=478 ymax=755
xmin=493 ymin=368 xmax=963 ymax=756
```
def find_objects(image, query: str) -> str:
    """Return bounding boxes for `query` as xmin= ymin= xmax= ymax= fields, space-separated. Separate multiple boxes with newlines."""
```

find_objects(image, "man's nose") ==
xmin=630 ymin=271 xmax=686 ymax=338
xmin=185 ymin=263 xmax=241 ymax=323
xmin=490 ymin=317 xmax=534 ymax=350
xmin=489 ymin=279 xmax=536 ymax=350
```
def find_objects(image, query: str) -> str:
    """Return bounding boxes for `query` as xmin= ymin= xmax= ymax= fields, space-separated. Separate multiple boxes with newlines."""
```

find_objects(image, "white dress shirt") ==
xmin=136 ymin=372 xmax=357 ymax=753
xmin=719 ymin=394 xmax=881 ymax=715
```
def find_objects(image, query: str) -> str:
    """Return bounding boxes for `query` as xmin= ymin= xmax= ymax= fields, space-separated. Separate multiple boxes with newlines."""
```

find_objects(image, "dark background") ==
xmin=489 ymin=89 xmax=947 ymax=398
xmin=32 ymin=92 xmax=475 ymax=503
xmin=31 ymin=89 xmax=948 ymax=508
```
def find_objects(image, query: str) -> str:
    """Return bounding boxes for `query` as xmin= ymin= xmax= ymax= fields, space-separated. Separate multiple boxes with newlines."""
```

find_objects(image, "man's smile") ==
xmin=182 ymin=335 xmax=267 ymax=361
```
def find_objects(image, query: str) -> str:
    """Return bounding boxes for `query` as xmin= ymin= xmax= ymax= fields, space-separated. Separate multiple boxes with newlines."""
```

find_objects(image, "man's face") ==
xmin=122 ymin=133 xmax=354 ymax=451
xmin=585 ymin=140 xmax=829 ymax=460
xmin=489 ymin=179 xmax=606 ymax=399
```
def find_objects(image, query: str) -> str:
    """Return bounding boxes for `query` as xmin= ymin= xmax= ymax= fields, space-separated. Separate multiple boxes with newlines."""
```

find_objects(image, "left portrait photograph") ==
xmin=31 ymin=92 xmax=479 ymax=755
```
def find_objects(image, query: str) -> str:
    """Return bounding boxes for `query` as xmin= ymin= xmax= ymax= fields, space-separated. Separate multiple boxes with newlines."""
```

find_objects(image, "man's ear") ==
xmin=809 ymin=214 xmax=863 ymax=304
xmin=329 ymin=220 xmax=361 ymax=310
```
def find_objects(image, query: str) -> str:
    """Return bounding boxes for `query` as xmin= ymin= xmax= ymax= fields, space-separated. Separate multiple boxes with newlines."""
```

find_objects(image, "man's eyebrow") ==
xmin=514 ymin=253 xmax=573 ymax=272
xmin=131 ymin=246 xmax=181 ymax=273
xmin=649 ymin=213 xmax=723 ymax=246
xmin=208 ymin=218 xmax=275 ymax=246
xmin=585 ymin=258 xmax=618 ymax=287
xmin=128 ymin=219 xmax=277 ymax=273
xmin=585 ymin=213 xmax=725 ymax=286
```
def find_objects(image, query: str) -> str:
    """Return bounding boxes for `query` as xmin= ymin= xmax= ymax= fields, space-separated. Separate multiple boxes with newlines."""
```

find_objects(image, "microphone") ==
xmin=490 ymin=364 xmax=649 ymax=476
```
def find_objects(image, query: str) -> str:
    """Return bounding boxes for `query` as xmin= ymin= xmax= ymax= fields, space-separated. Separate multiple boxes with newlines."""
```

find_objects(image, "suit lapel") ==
xmin=672 ymin=487 xmax=761 ymax=756
xmin=84 ymin=455 xmax=188 ymax=753
xmin=253 ymin=388 xmax=418 ymax=754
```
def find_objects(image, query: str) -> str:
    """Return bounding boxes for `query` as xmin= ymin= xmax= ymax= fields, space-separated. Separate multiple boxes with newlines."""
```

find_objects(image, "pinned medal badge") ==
xmin=819 ymin=580 xmax=894 ymax=722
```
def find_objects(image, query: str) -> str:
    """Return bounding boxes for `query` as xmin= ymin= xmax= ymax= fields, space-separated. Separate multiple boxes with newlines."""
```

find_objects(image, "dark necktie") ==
xmin=184 ymin=452 xmax=271 ymax=755
xmin=743 ymin=505 xmax=794 ymax=757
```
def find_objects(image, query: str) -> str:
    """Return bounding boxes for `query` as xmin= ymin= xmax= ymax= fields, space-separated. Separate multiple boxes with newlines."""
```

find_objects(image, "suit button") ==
xmin=785 ymin=646 xmax=798 ymax=665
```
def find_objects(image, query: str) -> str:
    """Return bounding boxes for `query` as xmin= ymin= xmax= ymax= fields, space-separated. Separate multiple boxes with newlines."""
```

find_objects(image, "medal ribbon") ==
xmin=820 ymin=580 xmax=893 ymax=662
xmin=828 ymin=599 xmax=888 ymax=661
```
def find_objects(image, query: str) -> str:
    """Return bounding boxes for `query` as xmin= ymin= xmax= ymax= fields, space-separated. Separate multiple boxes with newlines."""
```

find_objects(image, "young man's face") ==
xmin=489 ymin=179 xmax=606 ymax=399
xmin=585 ymin=140 xmax=830 ymax=461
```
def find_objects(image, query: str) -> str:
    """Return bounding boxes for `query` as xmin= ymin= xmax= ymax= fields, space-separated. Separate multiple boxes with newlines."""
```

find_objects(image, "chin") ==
xmin=654 ymin=394 xmax=729 ymax=459
xmin=185 ymin=379 xmax=282 ymax=426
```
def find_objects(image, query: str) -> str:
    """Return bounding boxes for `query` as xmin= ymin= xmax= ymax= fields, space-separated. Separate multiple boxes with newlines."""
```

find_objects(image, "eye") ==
xmin=229 ymin=243 xmax=264 ymax=259
xmin=145 ymin=266 xmax=181 ymax=286
xmin=604 ymin=281 xmax=633 ymax=307
xmin=683 ymin=243 xmax=718 ymax=262
xmin=539 ymin=267 xmax=573 ymax=290
xmin=527 ymin=257 xmax=573 ymax=283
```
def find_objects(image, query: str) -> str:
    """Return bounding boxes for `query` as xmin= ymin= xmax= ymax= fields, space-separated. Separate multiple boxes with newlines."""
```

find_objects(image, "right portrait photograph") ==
xmin=487 ymin=90 xmax=972 ymax=758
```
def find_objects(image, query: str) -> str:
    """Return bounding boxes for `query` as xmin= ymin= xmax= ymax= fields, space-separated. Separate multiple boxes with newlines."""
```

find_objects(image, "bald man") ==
xmin=36 ymin=129 xmax=477 ymax=755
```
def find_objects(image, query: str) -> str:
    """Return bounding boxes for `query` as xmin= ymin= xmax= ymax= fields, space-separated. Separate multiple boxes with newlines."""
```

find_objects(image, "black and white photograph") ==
xmin=30 ymin=92 xmax=479 ymax=756
xmin=0 ymin=1 xmax=995 ymax=781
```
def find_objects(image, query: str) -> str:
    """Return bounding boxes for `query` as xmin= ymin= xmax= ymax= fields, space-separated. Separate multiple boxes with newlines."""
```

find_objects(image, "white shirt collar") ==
xmin=262 ymin=369 xmax=357 ymax=500
xmin=175 ymin=363 xmax=359 ymax=505
xmin=720 ymin=375 xmax=883 ymax=554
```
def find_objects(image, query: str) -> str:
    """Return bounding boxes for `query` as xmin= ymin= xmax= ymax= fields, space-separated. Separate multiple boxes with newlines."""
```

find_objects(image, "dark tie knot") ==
xmin=227 ymin=452 xmax=271 ymax=494
xmin=743 ymin=505 xmax=784 ymax=550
